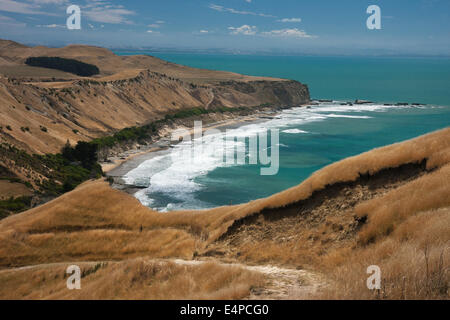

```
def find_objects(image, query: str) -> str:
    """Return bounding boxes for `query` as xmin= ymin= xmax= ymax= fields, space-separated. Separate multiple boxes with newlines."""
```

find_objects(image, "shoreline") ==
xmin=101 ymin=107 xmax=290 ymax=191
xmin=99 ymin=100 xmax=436 ymax=195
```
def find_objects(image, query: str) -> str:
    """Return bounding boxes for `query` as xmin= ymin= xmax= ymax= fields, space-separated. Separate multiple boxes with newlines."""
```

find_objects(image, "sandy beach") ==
xmin=101 ymin=109 xmax=281 ymax=178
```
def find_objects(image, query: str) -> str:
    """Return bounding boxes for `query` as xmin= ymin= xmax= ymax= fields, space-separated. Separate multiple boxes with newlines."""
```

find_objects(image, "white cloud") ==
xmin=36 ymin=23 xmax=64 ymax=28
xmin=226 ymin=25 xmax=315 ymax=39
xmin=146 ymin=30 xmax=160 ymax=34
xmin=199 ymin=30 xmax=209 ymax=33
xmin=83 ymin=1 xmax=135 ymax=24
xmin=279 ymin=18 xmax=302 ymax=23
xmin=262 ymin=28 xmax=316 ymax=38
xmin=147 ymin=23 xmax=160 ymax=28
xmin=228 ymin=25 xmax=257 ymax=35
xmin=84 ymin=7 xmax=135 ymax=24
xmin=209 ymin=4 xmax=275 ymax=18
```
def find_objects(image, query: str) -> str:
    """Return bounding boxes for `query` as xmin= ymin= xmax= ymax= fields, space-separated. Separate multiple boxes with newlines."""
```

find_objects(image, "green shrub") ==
xmin=90 ymin=106 xmax=254 ymax=150
xmin=0 ymin=196 xmax=32 ymax=217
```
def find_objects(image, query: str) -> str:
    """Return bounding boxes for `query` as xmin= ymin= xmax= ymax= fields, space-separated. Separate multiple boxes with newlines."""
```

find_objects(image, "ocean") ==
xmin=114 ymin=52 xmax=450 ymax=211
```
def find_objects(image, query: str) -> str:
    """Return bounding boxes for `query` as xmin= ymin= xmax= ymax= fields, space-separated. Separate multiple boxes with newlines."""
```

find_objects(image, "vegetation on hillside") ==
xmin=0 ymin=196 xmax=32 ymax=219
xmin=25 ymin=57 xmax=100 ymax=77
xmin=91 ymin=122 xmax=158 ymax=149
xmin=91 ymin=105 xmax=266 ymax=149
xmin=0 ymin=142 xmax=103 ymax=218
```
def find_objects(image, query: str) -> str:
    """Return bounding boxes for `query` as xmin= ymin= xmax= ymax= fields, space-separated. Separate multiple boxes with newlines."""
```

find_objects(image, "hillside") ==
xmin=0 ymin=128 xmax=448 ymax=299
xmin=0 ymin=39 xmax=309 ymax=211
xmin=0 ymin=40 xmax=285 ymax=83
xmin=0 ymin=39 xmax=309 ymax=156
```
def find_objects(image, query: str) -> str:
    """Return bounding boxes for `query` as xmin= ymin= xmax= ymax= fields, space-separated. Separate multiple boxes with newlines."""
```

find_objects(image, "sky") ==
xmin=0 ymin=0 xmax=449 ymax=56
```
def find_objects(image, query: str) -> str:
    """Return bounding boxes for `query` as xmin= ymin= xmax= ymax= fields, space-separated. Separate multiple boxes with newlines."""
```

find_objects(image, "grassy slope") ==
xmin=0 ymin=128 xmax=448 ymax=299
xmin=0 ymin=39 xmax=283 ymax=83
xmin=0 ymin=259 xmax=264 ymax=300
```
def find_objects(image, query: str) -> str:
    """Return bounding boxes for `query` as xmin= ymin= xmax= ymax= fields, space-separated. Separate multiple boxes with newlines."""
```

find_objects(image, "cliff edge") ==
xmin=0 ymin=39 xmax=310 ymax=155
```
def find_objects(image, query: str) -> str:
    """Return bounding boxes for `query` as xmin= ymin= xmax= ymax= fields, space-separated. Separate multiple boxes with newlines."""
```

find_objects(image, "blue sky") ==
xmin=0 ymin=0 xmax=449 ymax=55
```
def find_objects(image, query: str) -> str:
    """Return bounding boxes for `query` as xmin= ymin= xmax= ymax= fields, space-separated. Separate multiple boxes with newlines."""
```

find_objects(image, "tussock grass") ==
xmin=356 ymin=164 xmax=450 ymax=244
xmin=0 ymin=259 xmax=264 ymax=300
xmin=318 ymin=207 xmax=449 ymax=299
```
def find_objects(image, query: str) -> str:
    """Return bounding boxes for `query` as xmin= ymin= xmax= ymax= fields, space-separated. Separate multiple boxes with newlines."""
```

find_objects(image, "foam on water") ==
xmin=124 ymin=120 xmax=271 ymax=211
xmin=124 ymin=102 xmax=425 ymax=211
xmin=282 ymin=129 xmax=309 ymax=134
xmin=325 ymin=114 xmax=372 ymax=119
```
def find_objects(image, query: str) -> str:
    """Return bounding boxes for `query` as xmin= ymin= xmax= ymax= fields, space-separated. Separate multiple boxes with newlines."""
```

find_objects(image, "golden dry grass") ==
xmin=356 ymin=163 xmax=450 ymax=244
xmin=0 ymin=128 xmax=448 ymax=268
xmin=0 ymin=183 xmax=198 ymax=267
xmin=0 ymin=39 xmax=282 ymax=83
xmin=0 ymin=259 xmax=264 ymax=300
xmin=0 ymin=180 xmax=32 ymax=200
xmin=0 ymin=127 xmax=448 ymax=299
xmin=317 ymin=207 xmax=449 ymax=299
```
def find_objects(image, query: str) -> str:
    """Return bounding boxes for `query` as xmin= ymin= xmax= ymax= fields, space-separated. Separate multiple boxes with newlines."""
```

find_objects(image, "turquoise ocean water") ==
xmin=115 ymin=52 xmax=450 ymax=211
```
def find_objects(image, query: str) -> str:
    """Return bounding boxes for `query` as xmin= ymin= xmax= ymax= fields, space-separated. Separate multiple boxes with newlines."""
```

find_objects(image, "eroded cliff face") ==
xmin=212 ymin=80 xmax=310 ymax=108
xmin=0 ymin=70 xmax=309 ymax=155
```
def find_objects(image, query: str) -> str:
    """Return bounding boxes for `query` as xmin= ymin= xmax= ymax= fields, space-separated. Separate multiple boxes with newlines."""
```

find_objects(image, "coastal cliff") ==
xmin=0 ymin=40 xmax=309 ymax=155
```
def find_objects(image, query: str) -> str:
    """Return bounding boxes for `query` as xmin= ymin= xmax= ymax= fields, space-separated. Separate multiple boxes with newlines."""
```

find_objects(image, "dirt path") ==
xmin=246 ymin=264 xmax=325 ymax=299
xmin=172 ymin=259 xmax=326 ymax=299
